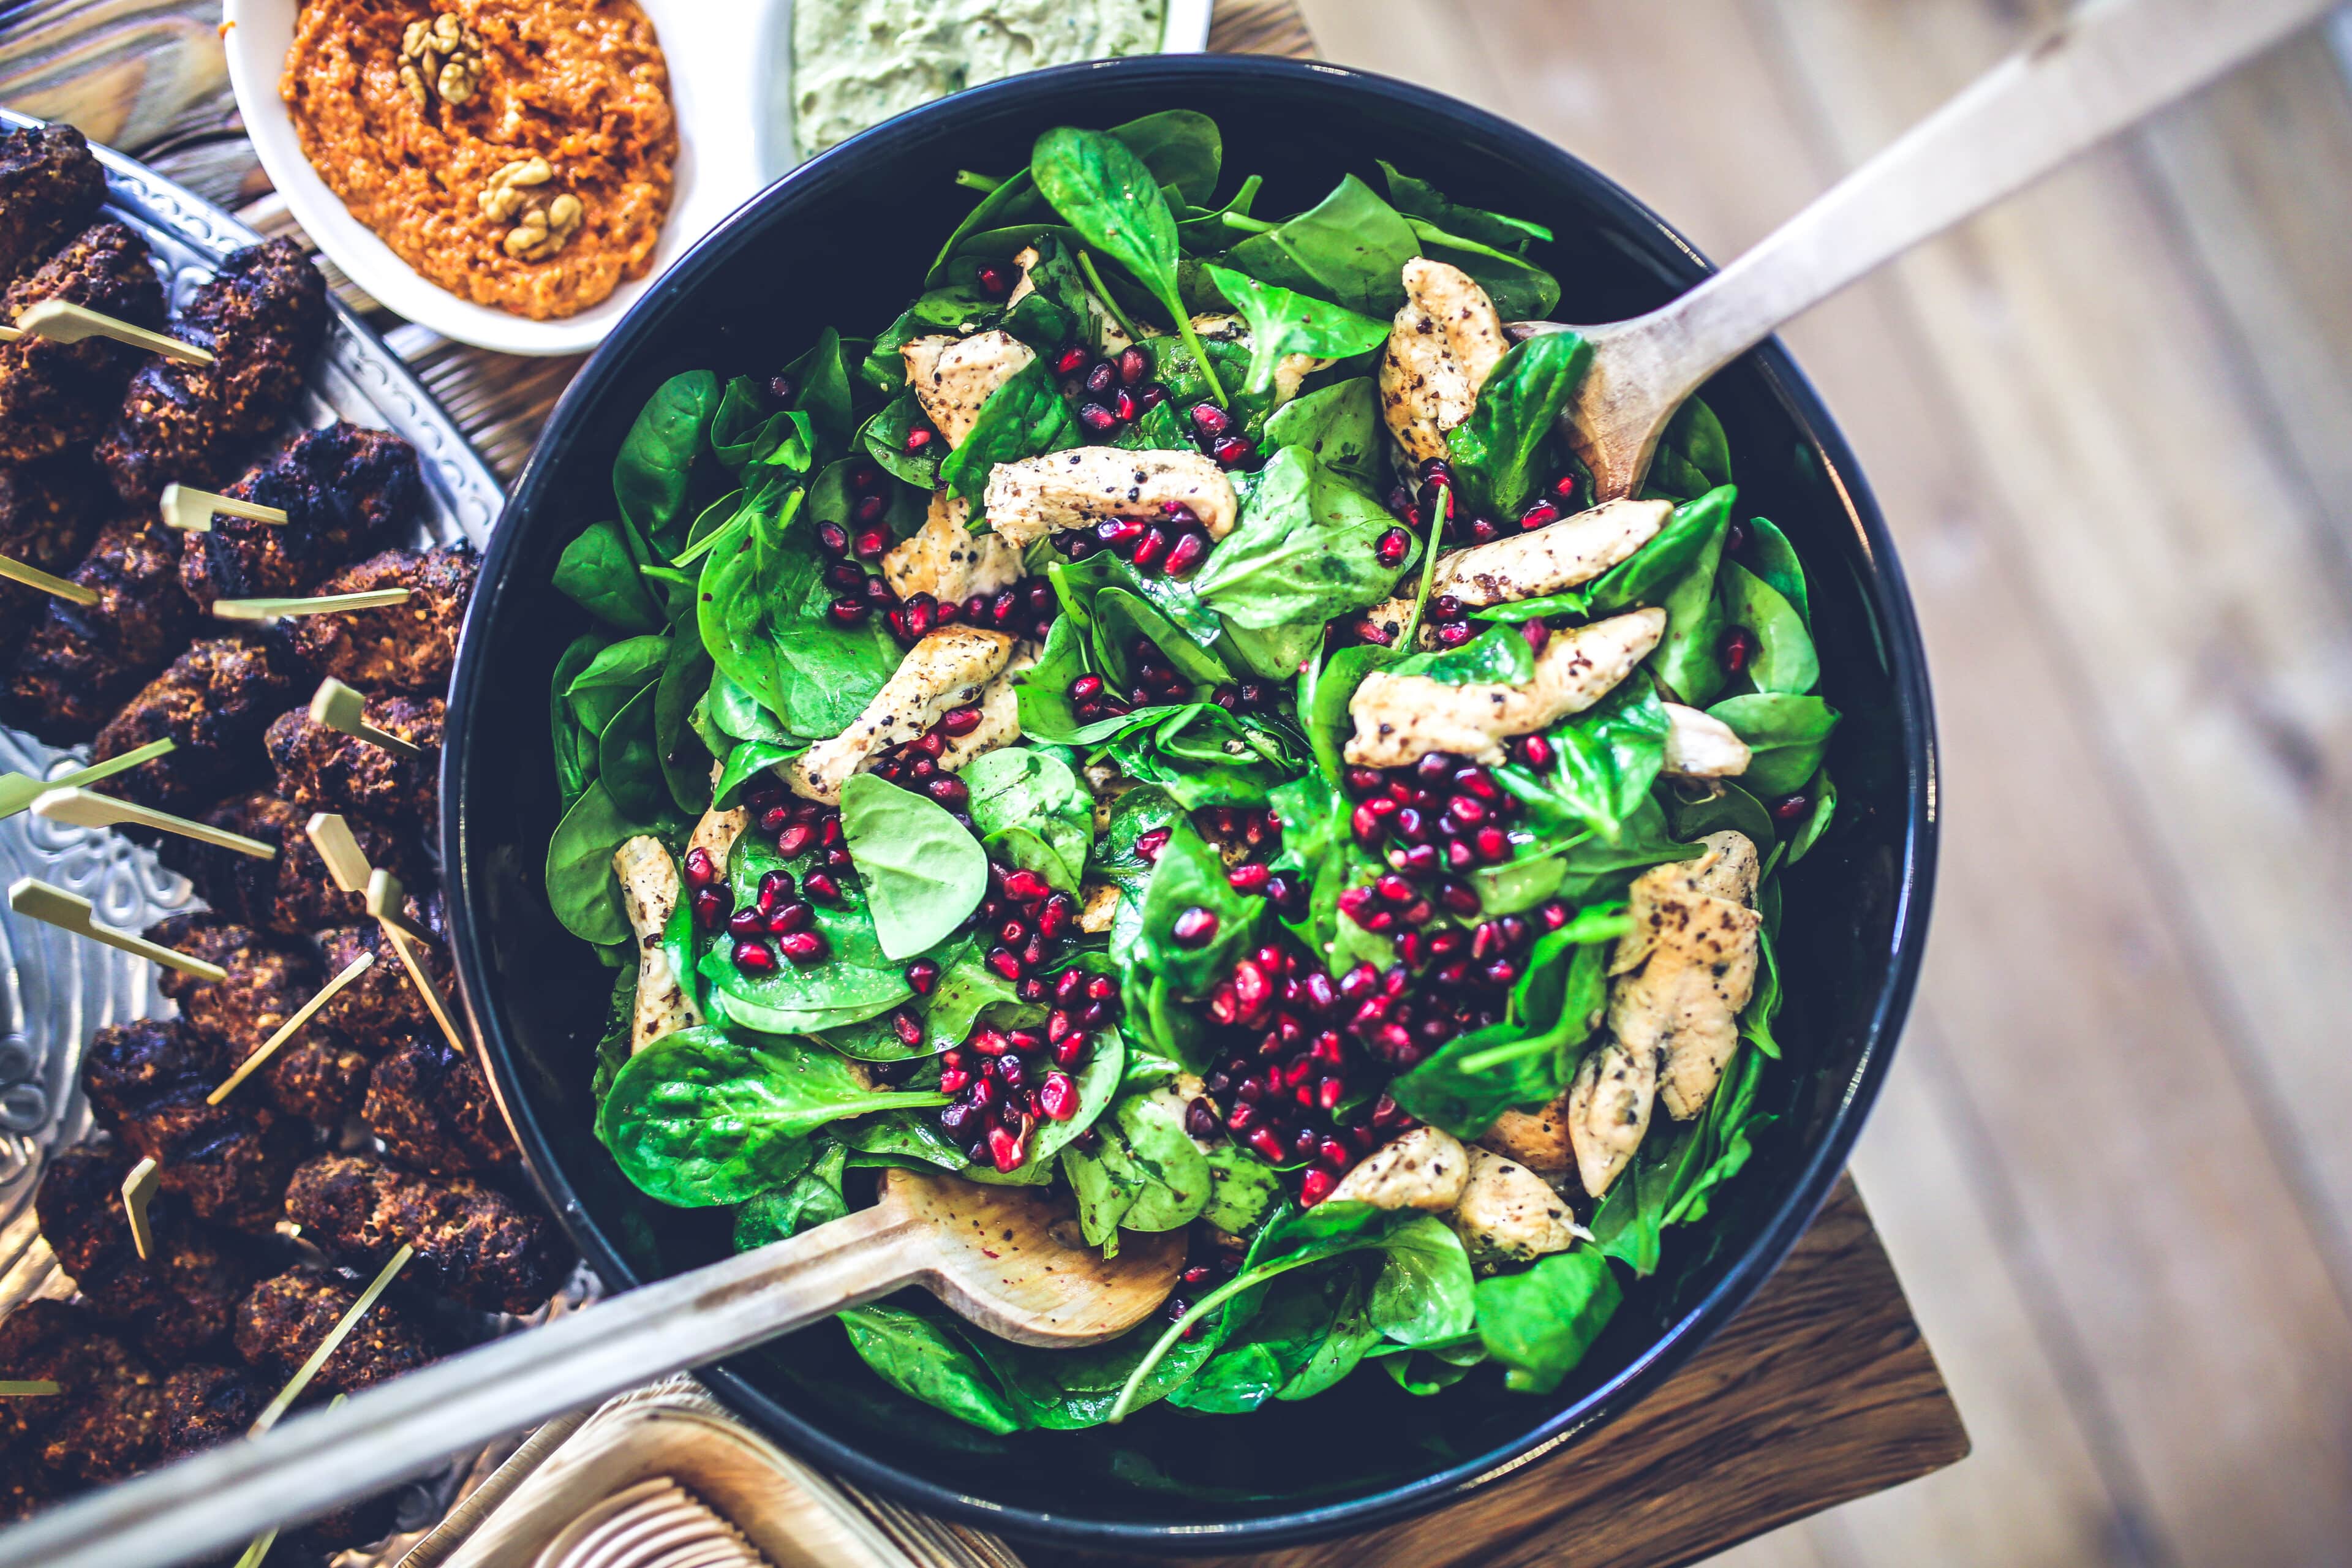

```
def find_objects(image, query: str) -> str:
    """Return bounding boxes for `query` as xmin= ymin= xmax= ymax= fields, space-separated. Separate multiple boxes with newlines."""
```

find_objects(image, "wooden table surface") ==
xmin=0 ymin=3 xmax=1966 ymax=1566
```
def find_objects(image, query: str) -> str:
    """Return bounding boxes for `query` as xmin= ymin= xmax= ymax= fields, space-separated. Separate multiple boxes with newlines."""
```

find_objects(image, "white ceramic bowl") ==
xmin=223 ymin=0 xmax=1214 ymax=358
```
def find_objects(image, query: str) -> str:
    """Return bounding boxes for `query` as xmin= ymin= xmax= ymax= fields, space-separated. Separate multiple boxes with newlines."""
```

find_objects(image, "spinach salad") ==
xmin=543 ymin=111 xmax=1839 ymax=1431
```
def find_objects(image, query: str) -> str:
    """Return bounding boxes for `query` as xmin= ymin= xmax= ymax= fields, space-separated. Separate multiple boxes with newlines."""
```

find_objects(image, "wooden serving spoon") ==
xmin=0 ymin=1170 xmax=1184 ymax=1568
xmin=1513 ymin=0 xmax=2342 ymax=501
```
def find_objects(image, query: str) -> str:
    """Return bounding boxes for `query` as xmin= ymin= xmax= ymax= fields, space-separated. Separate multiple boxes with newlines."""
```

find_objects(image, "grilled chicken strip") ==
xmin=788 ymin=626 xmax=1016 ymax=803
xmin=615 ymin=835 xmax=698 ymax=1052
xmin=0 ymin=124 xmax=107 ymax=282
xmin=1452 ymin=1148 xmax=1584 ymax=1267
xmin=284 ymin=543 xmax=477 ymax=695
xmin=0 ymin=459 xmax=104 ymax=641
xmin=80 ymin=1018 xmax=303 ymax=1234
xmin=1564 ymin=1038 xmax=1656 ymax=1200
xmin=1479 ymin=1098 xmax=1572 ymax=1178
xmin=938 ymin=643 xmax=1030 ymax=772
xmin=882 ymin=491 xmax=1023 ymax=605
xmin=265 ymin=693 xmax=443 ymax=823
xmin=902 ymin=330 xmax=1032 ymax=448
xmin=177 ymin=422 xmax=422 ymax=611
xmin=149 ymin=910 xmax=373 ymax=1124
xmin=1344 ymin=608 xmax=1666 ymax=770
xmin=1661 ymin=703 xmax=1752 ymax=778
xmin=35 ymin=1144 xmax=255 ymax=1364
xmin=363 ymin=1033 xmax=515 ymax=1174
xmin=0 ymin=223 xmax=168 ymax=466
xmin=6 ymin=514 xmax=192 ymax=743
xmin=96 ymin=237 xmax=330 ymax=505
xmin=1608 ymin=831 xmax=1763 ymax=1121
xmin=283 ymin=1152 xmax=565 ymax=1316
xmin=235 ymin=1266 xmax=438 ymax=1395
xmin=1356 ymin=498 xmax=1673 ymax=644
xmin=1325 ymin=1126 xmax=1472 ymax=1210
xmin=982 ymin=446 xmax=1237 ymax=548
xmin=1379 ymin=258 xmax=1509 ymax=462
xmin=91 ymin=635 xmax=301 ymax=812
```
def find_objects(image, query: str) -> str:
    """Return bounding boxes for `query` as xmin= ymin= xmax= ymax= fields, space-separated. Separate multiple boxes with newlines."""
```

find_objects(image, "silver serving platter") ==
xmin=0 ymin=107 xmax=503 ymax=1351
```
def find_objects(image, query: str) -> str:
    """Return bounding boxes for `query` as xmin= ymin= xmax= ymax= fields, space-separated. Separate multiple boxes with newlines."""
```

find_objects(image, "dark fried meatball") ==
xmin=178 ymin=423 xmax=422 ymax=611
xmin=159 ymin=792 xmax=421 ymax=937
xmin=283 ymin=1153 xmax=562 ymax=1316
xmin=81 ymin=1019 xmax=304 ymax=1234
xmin=317 ymin=903 xmax=453 ymax=1053
xmin=266 ymin=695 xmax=442 ymax=823
xmin=149 ymin=911 xmax=372 ymax=1123
xmin=6 ymin=514 xmax=189 ymax=742
xmin=0 ymin=223 xmax=168 ymax=466
xmin=0 ymin=1299 xmax=162 ymax=1484
xmin=35 ymin=1144 xmax=255 ymax=1363
xmin=88 ymin=635 xmax=302 ymax=812
xmin=96 ymin=238 xmax=329 ymax=505
xmin=364 ymin=1034 xmax=513 ymax=1175
xmin=284 ymin=544 xmax=476 ymax=695
xmin=0 ymin=124 xmax=106 ymax=282
xmin=153 ymin=1362 xmax=266 ymax=1458
xmin=0 ymin=459 xmax=104 ymax=639
xmin=0 ymin=1460 xmax=66 ymax=1525
xmin=233 ymin=1265 xmax=436 ymax=1395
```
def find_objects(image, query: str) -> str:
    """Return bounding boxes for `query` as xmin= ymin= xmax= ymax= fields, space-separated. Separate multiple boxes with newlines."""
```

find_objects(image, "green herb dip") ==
xmin=793 ymin=0 xmax=1167 ymax=159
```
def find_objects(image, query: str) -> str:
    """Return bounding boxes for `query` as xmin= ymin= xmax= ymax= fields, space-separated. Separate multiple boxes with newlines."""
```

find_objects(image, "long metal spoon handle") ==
xmin=0 ymin=1202 xmax=922 ymax=1568
xmin=1569 ymin=0 xmax=2340 ymax=492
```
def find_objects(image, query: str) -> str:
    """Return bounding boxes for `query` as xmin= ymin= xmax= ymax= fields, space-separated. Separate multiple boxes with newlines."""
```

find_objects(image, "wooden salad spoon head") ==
xmin=1509 ymin=0 xmax=2339 ymax=502
xmin=0 ymin=1170 xmax=1185 ymax=1568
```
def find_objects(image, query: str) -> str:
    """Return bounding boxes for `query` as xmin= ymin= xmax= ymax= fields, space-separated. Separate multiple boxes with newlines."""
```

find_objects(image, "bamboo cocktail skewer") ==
xmin=0 ymin=552 xmax=97 ymax=605
xmin=308 ymin=677 xmax=423 ymax=759
xmin=7 ymin=879 xmax=226 ymax=980
xmin=207 ymin=952 xmax=377 ymax=1106
xmin=159 ymin=484 xmax=288 ymax=534
xmin=0 ymin=1382 xmax=59 ymax=1397
xmin=120 ymin=1157 xmax=159 ymax=1261
xmin=0 ymin=300 xmax=213 ymax=364
xmin=212 ymin=588 xmax=410 ymax=622
xmin=34 ymin=786 xmax=279 ymax=858
xmin=364 ymin=869 xmax=466 ymax=1057
xmin=0 ymin=738 xmax=174 ymax=819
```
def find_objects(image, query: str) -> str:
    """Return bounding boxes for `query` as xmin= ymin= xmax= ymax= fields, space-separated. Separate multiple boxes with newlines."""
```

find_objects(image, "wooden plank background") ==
xmin=1290 ymin=2 xmax=2352 ymax=1565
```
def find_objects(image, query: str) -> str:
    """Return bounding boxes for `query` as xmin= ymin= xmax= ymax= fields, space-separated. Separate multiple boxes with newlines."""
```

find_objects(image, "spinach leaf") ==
xmin=1666 ymin=778 xmax=1778 ymax=860
xmin=614 ymin=371 xmax=720 ymax=554
xmin=551 ymin=632 xmax=606 ymax=809
xmin=1502 ymin=677 xmax=1671 ymax=843
xmin=734 ymin=1141 xmax=850 ymax=1249
xmin=597 ymin=680 xmax=668 ymax=822
xmin=1366 ymin=1215 xmax=1477 ymax=1348
xmin=1442 ymin=330 xmax=1589 ymax=519
xmin=962 ymin=747 xmax=1094 ymax=892
xmin=653 ymin=634 xmax=715 ymax=815
xmin=1200 ymin=1142 xmax=1281 ymax=1233
xmin=1744 ymin=515 xmax=1809 ymax=627
xmin=546 ymin=781 xmax=662 ymax=946
xmin=1105 ymin=108 xmax=1222 ymax=205
xmin=841 ymin=1304 xmax=1027 ymax=1435
xmin=1191 ymin=447 xmax=1412 ymax=634
xmin=1590 ymin=1039 xmax=1771 ymax=1276
xmin=697 ymin=491 xmax=903 ymax=738
xmin=1705 ymin=693 xmax=1839 ymax=797
xmin=1093 ymin=587 xmax=1230 ymax=690
xmin=706 ymin=666 xmax=797 ymax=745
xmin=1259 ymin=377 xmax=1382 ymax=483
xmin=1132 ymin=816 xmax=1259 ymax=992
xmin=1784 ymin=764 xmax=1836 ymax=863
xmin=860 ymin=393 xmax=942 ymax=489
xmin=1031 ymin=127 xmax=1229 ymax=405
xmin=554 ymin=518 xmax=665 ymax=633
xmin=1474 ymin=1246 xmax=1622 ymax=1393
xmin=1377 ymin=160 xmax=1554 ymax=251
xmin=936 ymin=355 xmax=1082 ymax=507
xmin=1011 ymin=615 xmax=1091 ymax=742
xmin=838 ymin=774 xmax=989 ymax=961
xmin=1387 ymin=924 xmax=1616 ymax=1134
xmin=590 ymin=965 xmax=634 ymax=1101
xmin=1101 ymin=703 xmax=1299 ymax=811
xmin=1174 ymin=1261 xmax=1377 ymax=1413
xmin=564 ymin=633 xmax=669 ymax=735
xmin=700 ymin=836 xmax=910 ymax=1032
xmin=712 ymin=740 xmax=797 ymax=813
xmin=1646 ymin=398 xmax=1733 ymax=502
xmin=1408 ymin=221 xmax=1561 ymax=320
xmin=1651 ymin=498 xmax=1734 ymax=706
xmin=1389 ymin=620 xmax=1536 ymax=687
xmin=1200 ymin=265 xmax=1389 ymax=402
xmin=1717 ymin=560 xmax=1819 ymax=696
xmin=597 ymin=1027 xmax=947 ymax=1207
xmin=1475 ymin=484 xmax=1733 ymax=625
xmin=782 ymin=328 xmax=854 ymax=456
xmin=710 ymin=377 xmax=815 ymax=476
xmin=1218 ymin=174 xmax=1420 ymax=315
xmin=1302 ymin=641 xmax=1393 ymax=788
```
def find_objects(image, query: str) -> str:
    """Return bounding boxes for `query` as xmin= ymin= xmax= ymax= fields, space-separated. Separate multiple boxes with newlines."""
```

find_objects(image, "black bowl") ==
xmin=444 ymin=53 xmax=1937 ymax=1554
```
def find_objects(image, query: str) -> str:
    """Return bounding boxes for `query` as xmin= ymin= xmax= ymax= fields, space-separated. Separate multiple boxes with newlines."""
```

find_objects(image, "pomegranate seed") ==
xmin=976 ymin=262 xmax=1012 ymax=298
xmin=1134 ymin=827 xmax=1170 ymax=862
xmin=892 ymin=1010 xmax=925 ymax=1049
xmin=1038 ymin=894 xmax=1074 ymax=940
xmin=1721 ymin=625 xmax=1759 ymax=674
xmin=1374 ymin=527 xmax=1411 ymax=567
xmin=1190 ymin=402 xmax=1232 ymax=437
xmin=1053 ymin=1033 xmax=1088 ymax=1068
xmin=1038 ymin=1072 xmax=1079 ymax=1120
xmin=905 ymin=425 xmax=935 ymax=454
xmin=1114 ymin=386 xmax=1139 ymax=422
xmin=1078 ymin=402 xmax=1119 ymax=435
xmin=927 ymin=775 xmax=968 ymax=809
xmin=1474 ymin=825 xmax=1510 ymax=862
xmin=853 ymin=526 xmax=889 ymax=560
xmin=828 ymin=598 xmax=868 ymax=625
xmin=1117 ymin=345 xmax=1150 ymax=385
xmin=998 ymin=1054 xmax=1028 ymax=1091
xmin=1433 ymin=620 xmax=1474 ymax=647
xmin=728 ymin=907 xmax=767 ymax=941
xmin=1131 ymin=526 xmax=1169 ymax=571
xmin=939 ymin=1069 xmax=972 ymax=1098
xmin=1171 ymin=907 xmax=1219 ymax=947
xmin=1246 ymin=1126 xmax=1288 ymax=1163
xmin=987 ymin=1125 xmax=1025 ymax=1172
xmin=1227 ymin=862 xmax=1271 ymax=895
xmin=1210 ymin=434 xmax=1255 ymax=467
xmin=1519 ymin=499 xmax=1561 ymax=532
xmin=778 ymin=930 xmax=829 ymax=965
xmin=1164 ymin=530 xmax=1208 ymax=577
xmin=902 ymin=594 xmax=936 ymax=639
xmin=853 ymin=494 xmax=888 ymax=526
xmin=903 ymin=958 xmax=941 ymax=995
xmin=802 ymin=871 xmax=842 ymax=903
xmin=970 ymin=1027 xmax=1009 ymax=1057
xmin=1300 ymin=1169 xmax=1339 ymax=1205
xmin=733 ymin=940 xmax=778 ymax=974
xmin=969 ymin=1077 xmax=998 ymax=1110
xmin=1770 ymin=791 xmax=1812 ymax=822
xmin=767 ymin=902 xmax=813 ymax=934
xmin=1446 ymin=795 xmax=1487 ymax=828
xmin=1375 ymin=873 xmax=1415 ymax=906
xmin=754 ymin=869 xmax=791 ymax=914
xmin=987 ymin=946 xmax=1025 ymax=981
xmin=690 ymin=887 xmax=728 ymax=930
xmin=1002 ymin=869 xmax=1051 ymax=903
xmin=684 ymin=846 xmax=718 ymax=888
xmin=1000 ymin=917 xmax=1030 ymax=948
xmin=1054 ymin=344 xmax=1088 ymax=375
xmin=963 ymin=593 xmax=991 ymax=624
xmin=1517 ymin=733 xmax=1555 ymax=769
xmin=1483 ymin=959 xmax=1520 ymax=987
xmin=1419 ymin=457 xmax=1454 ymax=486
xmin=1087 ymin=975 xmax=1116 ymax=1001
xmin=938 ymin=705 xmax=983 ymax=737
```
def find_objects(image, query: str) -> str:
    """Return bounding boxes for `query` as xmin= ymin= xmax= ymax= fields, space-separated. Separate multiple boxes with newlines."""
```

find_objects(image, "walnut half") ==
xmin=503 ymin=194 xmax=584 ymax=262
xmin=398 ymin=12 xmax=484 ymax=110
